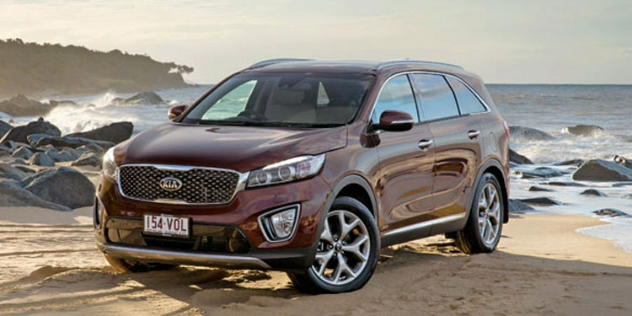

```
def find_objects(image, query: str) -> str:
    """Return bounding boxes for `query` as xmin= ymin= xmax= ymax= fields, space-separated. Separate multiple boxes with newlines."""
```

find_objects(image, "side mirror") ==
xmin=373 ymin=110 xmax=414 ymax=132
xmin=168 ymin=105 xmax=188 ymax=121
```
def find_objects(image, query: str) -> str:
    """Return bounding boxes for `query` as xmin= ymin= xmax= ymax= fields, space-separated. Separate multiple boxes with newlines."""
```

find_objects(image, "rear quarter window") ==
xmin=446 ymin=76 xmax=487 ymax=115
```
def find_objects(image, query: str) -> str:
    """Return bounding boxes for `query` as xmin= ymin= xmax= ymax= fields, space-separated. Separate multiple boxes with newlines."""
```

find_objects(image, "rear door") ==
xmin=372 ymin=74 xmax=436 ymax=232
xmin=410 ymin=74 xmax=482 ymax=219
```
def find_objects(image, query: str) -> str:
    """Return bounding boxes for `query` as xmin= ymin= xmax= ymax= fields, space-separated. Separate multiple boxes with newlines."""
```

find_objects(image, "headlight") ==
xmin=247 ymin=154 xmax=325 ymax=188
xmin=102 ymin=147 xmax=118 ymax=181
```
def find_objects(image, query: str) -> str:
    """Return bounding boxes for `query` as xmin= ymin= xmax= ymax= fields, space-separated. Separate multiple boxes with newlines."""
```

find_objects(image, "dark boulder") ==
xmin=0 ymin=95 xmax=55 ymax=117
xmin=593 ymin=208 xmax=629 ymax=217
xmin=0 ymin=118 xmax=61 ymax=145
xmin=515 ymin=168 xmax=565 ymax=179
xmin=544 ymin=181 xmax=586 ymax=187
xmin=580 ymin=189 xmax=607 ymax=197
xmin=11 ymin=146 xmax=34 ymax=159
xmin=553 ymin=159 xmax=585 ymax=167
xmin=528 ymin=186 xmax=554 ymax=192
xmin=509 ymin=126 xmax=555 ymax=141
xmin=71 ymin=152 xmax=101 ymax=167
xmin=22 ymin=167 xmax=95 ymax=209
xmin=564 ymin=124 xmax=605 ymax=137
xmin=572 ymin=159 xmax=632 ymax=182
xmin=44 ymin=148 xmax=79 ymax=162
xmin=518 ymin=197 xmax=562 ymax=206
xmin=508 ymin=199 xmax=535 ymax=213
xmin=0 ymin=182 xmax=71 ymax=211
xmin=28 ymin=134 xmax=114 ymax=150
xmin=509 ymin=148 xmax=533 ymax=165
xmin=28 ymin=152 xmax=55 ymax=167
xmin=122 ymin=92 xmax=163 ymax=105
xmin=0 ymin=163 xmax=29 ymax=179
xmin=66 ymin=122 xmax=133 ymax=144
xmin=0 ymin=120 xmax=12 ymax=137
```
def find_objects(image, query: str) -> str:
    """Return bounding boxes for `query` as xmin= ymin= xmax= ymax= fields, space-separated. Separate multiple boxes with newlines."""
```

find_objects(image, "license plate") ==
xmin=144 ymin=214 xmax=190 ymax=238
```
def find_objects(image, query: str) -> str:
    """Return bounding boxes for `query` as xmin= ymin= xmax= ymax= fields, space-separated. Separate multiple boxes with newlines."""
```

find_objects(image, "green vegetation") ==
xmin=0 ymin=39 xmax=193 ymax=98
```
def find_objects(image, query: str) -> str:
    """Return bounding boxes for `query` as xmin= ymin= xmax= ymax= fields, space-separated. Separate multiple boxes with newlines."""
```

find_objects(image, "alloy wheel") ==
xmin=477 ymin=183 xmax=501 ymax=246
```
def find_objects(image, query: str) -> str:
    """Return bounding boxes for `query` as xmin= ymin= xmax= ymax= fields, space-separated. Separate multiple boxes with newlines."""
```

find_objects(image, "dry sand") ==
xmin=0 ymin=209 xmax=630 ymax=316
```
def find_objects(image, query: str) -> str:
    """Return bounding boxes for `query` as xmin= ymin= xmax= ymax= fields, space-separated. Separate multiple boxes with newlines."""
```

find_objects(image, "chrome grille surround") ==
xmin=117 ymin=164 xmax=249 ymax=205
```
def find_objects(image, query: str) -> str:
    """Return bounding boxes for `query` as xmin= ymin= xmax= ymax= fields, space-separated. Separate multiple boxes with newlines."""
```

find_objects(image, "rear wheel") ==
xmin=454 ymin=173 xmax=504 ymax=254
xmin=104 ymin=255 xmax=177 ymax=273
xmin=288 ymin=197 xmax=379 ymax=294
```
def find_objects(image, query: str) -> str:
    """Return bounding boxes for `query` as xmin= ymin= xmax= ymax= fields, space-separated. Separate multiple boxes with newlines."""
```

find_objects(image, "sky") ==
xmin=1 ymin=0 xmax=631 ymax=84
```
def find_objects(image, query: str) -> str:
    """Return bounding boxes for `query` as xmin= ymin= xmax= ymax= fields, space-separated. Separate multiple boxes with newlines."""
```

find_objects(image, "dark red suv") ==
xmin=95 ymin=59 xmax=509 ymax=293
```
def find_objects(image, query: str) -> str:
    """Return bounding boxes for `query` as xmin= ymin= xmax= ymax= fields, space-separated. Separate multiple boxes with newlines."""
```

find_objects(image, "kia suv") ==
xmin=95 ymin=59 xmax=509 ymax=294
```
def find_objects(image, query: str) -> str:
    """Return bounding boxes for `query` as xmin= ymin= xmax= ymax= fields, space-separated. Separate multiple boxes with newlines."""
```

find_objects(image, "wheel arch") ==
xmin=474 ymin=158 xmax=509 ymax=224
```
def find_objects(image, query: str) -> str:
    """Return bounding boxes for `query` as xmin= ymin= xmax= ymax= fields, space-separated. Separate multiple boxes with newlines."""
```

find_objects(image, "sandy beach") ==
xmin=0 ymin=209 xmax=629 ymax=316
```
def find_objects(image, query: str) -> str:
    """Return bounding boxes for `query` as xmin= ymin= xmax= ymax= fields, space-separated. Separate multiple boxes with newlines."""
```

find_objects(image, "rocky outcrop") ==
xmin=0 ymin=182 xmax=71 ymax=211
xmin=509 ymin=126 xmax=555 ymax=141
xmin=22 ymin=167 xmax=95 ymax=209
xmin=71 ymin=152 xmax=101 ymax=167
xmin=44 ymin=148 xmax=79 ymax=162
xmin=593 ymin=208 xmax=629 ymax=217
xmin=0 ymin=163 xmax=29 ymax=179
xmin=572 ymin=159 xmax=632 ymax=182
xmin=122 ymin=92 xmax=163 ymax=105
xmin=553 ymin=159 xmax=585 ymax=167
xmin=528 ymin=186 xmax=554 ymax=192
xmin=509 ymin=199 xmax=535 ymax=213
xmin=515 ymin=167 xmax=565 ymax=179
xmin=580 ymin=189 xmax=607 ymax=197
xmin=563 ymin=124 xmax=604 ymax=137
xmin=0 ymin=120 xmax=12 ymax=137
xmin=11 ymin=146 xmax=33 ymax=159
xmin=27 ymin=134 xmax=114 ymax=150
xmin=509 ymin=149 xmax=533 ymax=165
xmin=518 ymin=197 xmax=562 ymax=206
xmin=28 ymin=152 xmax=55 ymax=167
xmin=0 ymin=118 xmax=61 ymax=145
xmin=0 ymin=95 xmax=56 ymax=117
xmin=66 ymin=122 xmax=133 ymax=144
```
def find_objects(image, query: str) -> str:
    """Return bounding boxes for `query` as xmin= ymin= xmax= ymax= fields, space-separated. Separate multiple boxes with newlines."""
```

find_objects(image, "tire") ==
xmin=454 ymin=173 xmax=504 ymax=254
xmin=104 ymin=255 xmax=177 ymax=273
xmin=287 ymin=196 xmax=380 ymax=294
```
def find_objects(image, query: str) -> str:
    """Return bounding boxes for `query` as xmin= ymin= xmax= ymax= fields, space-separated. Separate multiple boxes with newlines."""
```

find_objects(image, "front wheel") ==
xmin=454 ymin=173 xmax=504 ymax=254
xmin=287 ymin=196 xmax=379 ymax=294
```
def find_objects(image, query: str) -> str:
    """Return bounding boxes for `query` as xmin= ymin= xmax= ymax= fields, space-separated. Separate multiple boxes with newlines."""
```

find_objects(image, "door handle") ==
xmin=418 ymin=139 xmax=434 ymax=150
xmin=467 ymin=130 xmax=481 ymax=139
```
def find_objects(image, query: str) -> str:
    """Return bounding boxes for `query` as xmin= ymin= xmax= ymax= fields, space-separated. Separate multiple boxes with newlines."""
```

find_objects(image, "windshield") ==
xmin=182 ymin=72 xmax=375 ymax=127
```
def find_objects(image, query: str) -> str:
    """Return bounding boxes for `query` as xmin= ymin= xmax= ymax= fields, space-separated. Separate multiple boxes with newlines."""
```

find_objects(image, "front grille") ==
xmin=118 ymin=165 xmax=241 ymax=204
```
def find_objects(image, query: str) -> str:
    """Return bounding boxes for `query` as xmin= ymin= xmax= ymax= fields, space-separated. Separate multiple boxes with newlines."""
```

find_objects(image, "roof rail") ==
xmin=247 ymin=58 xmax=313 ymax=70
xmin=376 ymin=60 xmax=464 ymax=71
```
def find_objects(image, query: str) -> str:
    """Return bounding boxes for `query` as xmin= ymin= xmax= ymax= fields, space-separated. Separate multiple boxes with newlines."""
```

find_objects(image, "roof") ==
xmin=244 ymin=59 xmax=464 ymax=74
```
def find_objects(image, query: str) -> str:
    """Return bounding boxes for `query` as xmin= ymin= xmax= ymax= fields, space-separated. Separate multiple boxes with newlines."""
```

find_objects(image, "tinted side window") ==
xmin=411 ymin=74 xmax=459 ymax=121
xmin=446 ymin=76 xmax=487 ymax=115
xmin=371 ymin=75 xmax=419 ymax=123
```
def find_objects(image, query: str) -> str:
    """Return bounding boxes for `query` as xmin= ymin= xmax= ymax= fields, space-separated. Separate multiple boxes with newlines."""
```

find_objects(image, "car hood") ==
xmin=119 ymin=123 xmax=347 ymax=173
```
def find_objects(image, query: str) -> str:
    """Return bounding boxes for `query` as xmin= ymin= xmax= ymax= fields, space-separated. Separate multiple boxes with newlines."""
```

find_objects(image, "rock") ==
xmin=28 ymin=152 xmax=55 ymax=167
xmin=544 ymin=181 xmax=586 ymax=187
xmin=71 ymin=152 xmax=101 ymax=167
xmin=614 ymin=155 xmax=632 ymax=169
xmin=122 ymin=92 xmax=163 ymax=105
xmin=0 ymin=163 xmax=29 ymax=179
xmin=509 ymin=199 xmax=535 ymax=213
xmin=13 ymin=165 xmax=35 ymax=174
xmin=11 ymin=146 xmax=34 ymax=159
xmin=0 ymin=182 xmax=71 ymax=211
xmin=509 ymin=148 xmax=533 ymax=165
xmin=572 ymin=159 xmax=632 ymax=182
xmin=0 ymin=95 xmax=55 ymax=117
xmin=0 ymin=146 xmax=10 ymax=157
xmin=593 ymin=208 xmax=629 ymax=217
xmin=44 ymin=148 xmax=78 ymax=162
xmin=509 ymin=126 xmax=556 ymax=141
xmin=563 ymin=124 xmax=604 ymax=137
xmin=22 ymin=167 xmax=95 ymax=209
xmin=580 ymin=189 xmax=607 ymax=197
xmin=0 ymin=173 xmax=22 ymax=181
xmin=612 ymin=182 xmax=632 ymax=188
xmin=0 ymin=120 xmax=12 ymax=137
xmin=515 ymin=168 xmax=565 ymax=179
xmin=28 ymin=135 xmax=114 ymax=150
xmin=76 ymin=143 xmax=104 ymax=154
xmin=66 ymin=122 xmax=133 ymax=144
xmin=0 ymin=118 xmax=61 ymax=145
xmin=553 ymin=159 xmax=585 ymax=167
xmin=528 ymin=186 xmax=554 ymax=192
xmin=518 ymin=197 xmax=562 ymax=206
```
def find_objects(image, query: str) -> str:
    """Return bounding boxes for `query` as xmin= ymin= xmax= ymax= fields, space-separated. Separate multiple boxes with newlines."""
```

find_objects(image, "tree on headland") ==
xmin=0 ymin=39 xmax=194 ymax=98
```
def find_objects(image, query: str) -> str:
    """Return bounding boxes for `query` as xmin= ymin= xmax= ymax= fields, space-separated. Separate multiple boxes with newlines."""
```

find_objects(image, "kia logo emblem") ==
xmin=159 ymin=177 xmax=183 ymax=191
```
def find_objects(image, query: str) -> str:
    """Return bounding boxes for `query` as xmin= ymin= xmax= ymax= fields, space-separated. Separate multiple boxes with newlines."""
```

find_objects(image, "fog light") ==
xmin=258 ymin=205 xmax=300 ymax=242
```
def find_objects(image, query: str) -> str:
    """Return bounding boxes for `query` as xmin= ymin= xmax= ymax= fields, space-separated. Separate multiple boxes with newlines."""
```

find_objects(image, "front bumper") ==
xmin=95 ymin=172 xmax=330 ymax=270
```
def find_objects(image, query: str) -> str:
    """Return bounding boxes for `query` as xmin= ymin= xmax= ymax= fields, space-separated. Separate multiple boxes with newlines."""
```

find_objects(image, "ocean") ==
xmin=2 ymin=84 xmax=632 ymax=253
